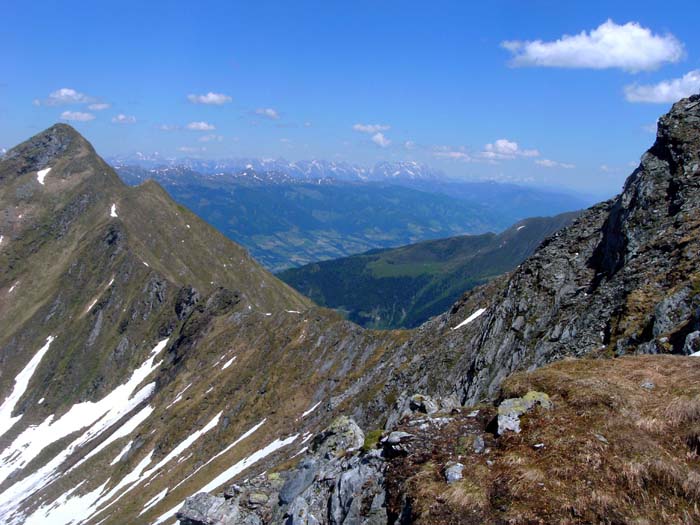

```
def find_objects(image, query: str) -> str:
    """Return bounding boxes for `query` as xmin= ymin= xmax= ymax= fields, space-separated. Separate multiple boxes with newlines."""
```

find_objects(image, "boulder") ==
xmin=497 ymin=391 xmax=552 ymax=434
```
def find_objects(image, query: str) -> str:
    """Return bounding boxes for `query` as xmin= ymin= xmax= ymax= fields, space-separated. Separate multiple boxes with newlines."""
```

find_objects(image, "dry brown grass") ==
xmin=396 ymin=355 xmax=700 ymax=524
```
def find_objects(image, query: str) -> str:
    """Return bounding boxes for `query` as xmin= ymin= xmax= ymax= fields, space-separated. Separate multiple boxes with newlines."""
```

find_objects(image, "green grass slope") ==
xmin=279 ymin=212 xmax=579 ymax=328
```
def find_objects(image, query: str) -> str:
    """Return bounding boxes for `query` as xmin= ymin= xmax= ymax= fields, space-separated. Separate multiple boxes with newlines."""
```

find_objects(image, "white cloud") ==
xmin=433 ymin=146 xmax=472 ymax=161
xmin=353 ymin=123 xmax=390 ymax=134
xmin=187 ymin=92 xmax=232 ymax=105
xmin=535 ymin=158 xmax=575 ymax=169
xmin=159 ymin=124 xmax=179 ymax=131
xmin=403 ymin=140 xmax=416 ymax=150
xmin=186 ymin=121 xmax=216 ymax=131
xmin=624 ymin=70 xmax=700 ymax=103
xmin=112 ymin=114 xmax=136 ymax=124
xmin=280 ymin=138 xmax=292 ymax=143
xmin=434 ymin=150 xmax=471 ymax=161
xmin=482 ymin=139 xmax=539 ymax=160
xmin=39 ymin=88 xmax=93 ymax=106
xmin=255 ymin=108 xmax=280 ymax=120
xmin=178 ymin=146 xmax=206 ymax=153
xmin=198 ymin=134 xmax=223 ymax=142
xmin=502 ymin=20 xmax=684 ymax=72
xmin=303 ymin=121 xmax=312 ymax=128
xmin=60 ymin=111 xmax=95 ymax=122
xmin=371 ymin=132 xmax=391 ymax=148
xmin=88 ymin=103 xmax=110 ymax=111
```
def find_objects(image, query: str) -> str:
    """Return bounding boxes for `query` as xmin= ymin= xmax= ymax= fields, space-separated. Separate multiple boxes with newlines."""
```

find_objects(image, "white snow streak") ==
xmin=221 ymin=356 xmax=236 ymax=370
xmin=166 ymin=383 xmax=192 ymax=409
xmin=517 ymin=225 xmax=526 ymax=231
xmin=37 ymin=167 xmax=51 ymax=185
xmin=8 ymin=282 xmax=18 ymax=293
xmin=23 ymin=481 xmax=108 ymax=525
xmin=0 ymin=336 xmax=55 ymax=439
xmin=139 ymin=488 xmax=169 ymax=516
xmin=301 ymin=401 xmax=322 ymax=418
xmin=111 ymin=440 xmax=133 ymax=465
xmin=171 ymin=419 xmax=267 ymax=492
xmin=0 ymin=339 xmax=168 ymax=524
xmin=110 ymin=204 xmax=118 ymax=218
xmin=452 ymin=308 xmax=487 ymax=330
xmin=154 ymin=431 xmax=297 ymax=525
xmin=91 ymin=412 xmax=222 ymax=515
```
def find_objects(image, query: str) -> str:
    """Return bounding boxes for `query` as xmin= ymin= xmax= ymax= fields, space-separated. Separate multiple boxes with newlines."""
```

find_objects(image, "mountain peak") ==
xmin=0 ymin=123 xmax=100 ymax=184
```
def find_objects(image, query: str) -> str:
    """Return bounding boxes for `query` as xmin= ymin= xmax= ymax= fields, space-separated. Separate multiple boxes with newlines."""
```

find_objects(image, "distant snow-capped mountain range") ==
xmin=108 ymin=155 xmax=445 ymax=182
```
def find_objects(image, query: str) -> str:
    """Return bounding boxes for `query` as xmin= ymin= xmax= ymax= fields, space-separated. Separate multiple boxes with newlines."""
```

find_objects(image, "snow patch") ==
xmin=110 ymin=204 xmax=118 ymax=218
xmin=171 ymin=419 xmax=267 ymax=492
xmin=23 ymin=480 xmax=108 ymax=525
xmin=301 ymin=401 xmax=322 ymax=418
xmin=0 ymin=339 xmax=168 ymax=523
xmin=8 ymin=282 xmax=18 ymax=293
xmin=166 ymin=383 xmax=192 ymax=409
xmin=111 ymin=440 xmax=133 ymax=465
xmin=154 ymin=431 xmax=297 ymax=525
xmin=0 ymin=336 xmax=55 ymax=439
xmin=37 ymin=167 xmax=51 ymax=185
xmin=37 ymin=397 xmax=44 ymax=405
xmin=139 ymin=488 xmax=168 ymax=516
xmin=452 ymin=308 xmax=487 ymax=330
xmin=221 ymin=356 xmax=236 ymax=370
xmin=517 ymin=225 xmax=526 ymax=231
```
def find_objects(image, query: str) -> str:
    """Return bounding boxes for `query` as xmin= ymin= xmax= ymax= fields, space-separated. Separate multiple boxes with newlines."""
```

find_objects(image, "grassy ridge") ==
xmin=278 ymin=212 xmax=579 ymax=328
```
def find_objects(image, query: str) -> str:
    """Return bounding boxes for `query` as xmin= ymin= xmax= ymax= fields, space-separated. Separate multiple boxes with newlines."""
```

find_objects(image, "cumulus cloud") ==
xmin=186 ymin=121 xmax=216 ymax=131
xmin=88 ymin=103 xmax=110 ymax=111
xmin=178 ymin=146 xmax=206 ymax=153
xmin=255 ymin=108 xmax=280 ymax=119
xmin=187 ymin=92 xmax=232 ymax=105
xmin=502 ymin=20 xmax=684 ymax=72
xmin=60 ymin=111 xmax=95 ymax=122
xmin=624 ymin=70 xmax=700 ymax=103
xmin=481 ymin=139 xmax=539 ymax=160
xmin=112 ymin=114 xmax=136 ymax=124
xmin=37 ymin=88 xmax=93 ymax=106
xmin=535 ymin=159 xmax=575 ymax=169
xmin=434 ymin=151 xmax=471 ymax=161
xmin=353 ymin=123 xmax=390 ymax=134
xmin=371 ymin=132 xmax=391 ymax=148
xmin=198 ymin=134 xmax=223 ymax=142
xmin=433 ymin=146 xmax=472 ymax=161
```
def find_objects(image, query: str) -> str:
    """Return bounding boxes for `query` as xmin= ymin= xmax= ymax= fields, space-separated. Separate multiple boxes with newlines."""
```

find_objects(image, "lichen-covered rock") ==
xmin=311 ymin=416 xmax=364 ymax=458
xmin=497 ymin=391 xmax=552 ymax=434
xmin=177 ymin=493 xmax=242 ymax=525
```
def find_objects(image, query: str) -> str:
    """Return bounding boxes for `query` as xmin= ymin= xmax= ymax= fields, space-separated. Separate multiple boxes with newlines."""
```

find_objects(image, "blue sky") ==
xmin=2 ymin=0 xmax=700 ymax=197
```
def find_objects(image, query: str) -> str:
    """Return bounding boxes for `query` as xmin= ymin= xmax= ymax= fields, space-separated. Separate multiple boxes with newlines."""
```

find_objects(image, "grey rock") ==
xmin=444 ymin=462 xmax=464 ymax=483
xmin=177 ymin=493 xmax=241 ymax=525
xmin=311 ymin=416 xmax=364 ymax=458
xmin=497 ymin=391 xmax=552 ymax=434
xmin=279 ymin=458 xmax=318 ymax=505
xmin=684 ymin=331 xmax=700 ymax=355
xmin=472 ymin=434 xmax=485 ymax=454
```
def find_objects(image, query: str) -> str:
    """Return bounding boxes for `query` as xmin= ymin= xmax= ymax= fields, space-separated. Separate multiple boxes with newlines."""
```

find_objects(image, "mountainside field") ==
xmin=279 ymin=212 xmax=579 ymax=328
